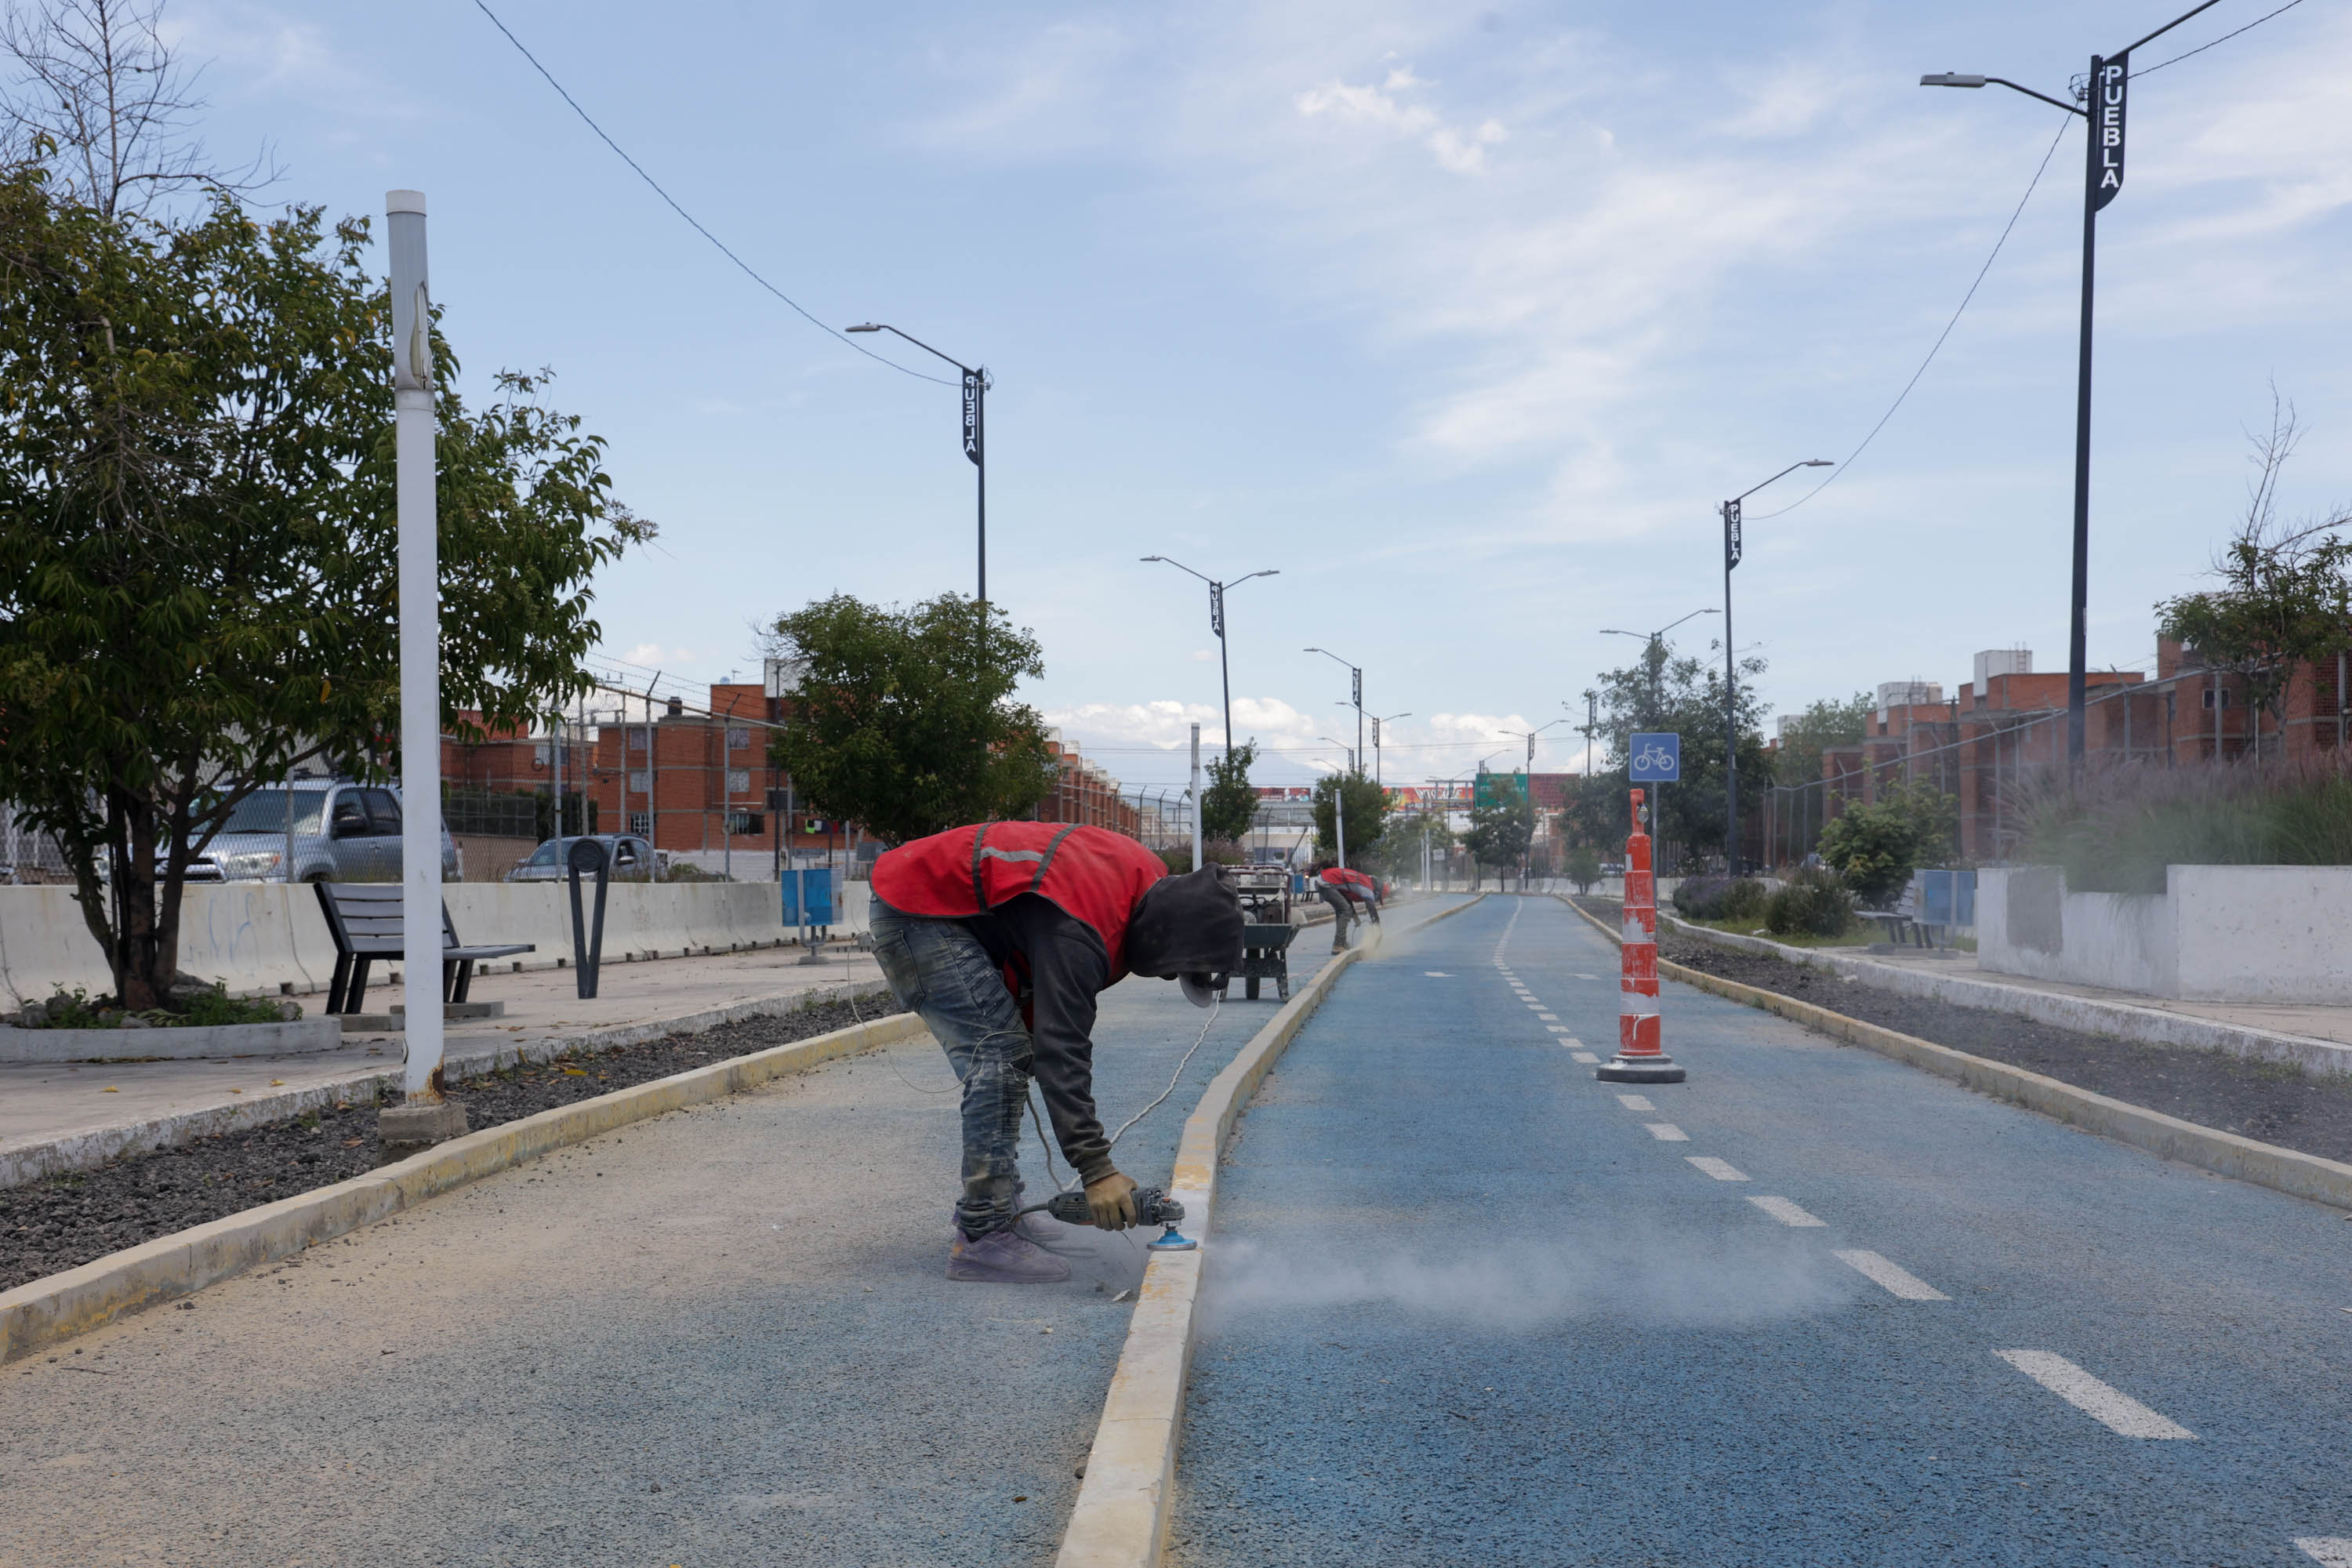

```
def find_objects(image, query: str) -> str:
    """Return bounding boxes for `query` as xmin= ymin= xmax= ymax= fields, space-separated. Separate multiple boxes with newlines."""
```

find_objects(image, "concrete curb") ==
xmin=1650 ymin=912 xmax=2352 ymax=1080
xmin=0 ymin=1017 xmax=343 ymax=1065
xmin=0 ymin=979 xmax=893 ymax=1192
xmin=1054 ymin=894 xmax=1486 ymax=1568
xmin=1553 ymin=895 xmax=2352 ymax=1213
xmin=0 ymin=1008 xmax=928 ymax=1364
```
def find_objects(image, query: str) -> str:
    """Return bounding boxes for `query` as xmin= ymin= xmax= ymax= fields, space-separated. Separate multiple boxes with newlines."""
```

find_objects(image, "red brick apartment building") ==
xmin=441 ymin=688 xmax=1141 ymax=869
xmin=1772 ymin=641 xmax=2351 ymax=866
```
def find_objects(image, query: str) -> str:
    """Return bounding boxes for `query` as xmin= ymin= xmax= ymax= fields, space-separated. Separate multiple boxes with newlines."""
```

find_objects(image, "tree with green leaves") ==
xmin=1465 ymin=774 xmax=1534 ymax=888
xmin=1310 ymin=770 xmax=1387 ymax=865
xmin=0 ymin=172 xmax=648 ymax=1011
xmin=1772 ymin=693 xmax=1875 ymax=791
xmin=1563 ymin=636 xmax=1772 ymax=861
xmin=766 ymin=593 xmax=1056 ymax=846
xmin=2155 ymin=397 xmax=2352 ymax=763
xmin=1200 ymin=739 xmax=1259 ymax=845
xmin=1817 ymin=781 xmax=1957 ymax=907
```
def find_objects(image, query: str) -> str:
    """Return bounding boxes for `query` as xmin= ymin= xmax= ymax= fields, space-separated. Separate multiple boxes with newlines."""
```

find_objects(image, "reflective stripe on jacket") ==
xmin=870 ymin=822 xmax=1167 ymax=979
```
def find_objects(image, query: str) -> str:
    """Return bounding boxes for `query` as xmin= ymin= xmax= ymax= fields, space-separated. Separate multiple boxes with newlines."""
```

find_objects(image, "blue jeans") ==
xmin=869 ymin=898 xmax=1033 ymax=1236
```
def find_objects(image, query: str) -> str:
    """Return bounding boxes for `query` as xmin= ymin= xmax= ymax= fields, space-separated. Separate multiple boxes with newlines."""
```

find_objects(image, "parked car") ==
xmin=181 ymin=781 xmax=459 ymax=884
xmin=504 ymin=834 xmax=666 ymax=883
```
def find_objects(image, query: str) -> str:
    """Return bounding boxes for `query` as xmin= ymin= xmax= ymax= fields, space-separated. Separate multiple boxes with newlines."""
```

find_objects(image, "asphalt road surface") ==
xmin=0 ymin=936 xmax=1363 ymax=1568
xmin=1171 ymin=894 xmax=2352 ymax=1567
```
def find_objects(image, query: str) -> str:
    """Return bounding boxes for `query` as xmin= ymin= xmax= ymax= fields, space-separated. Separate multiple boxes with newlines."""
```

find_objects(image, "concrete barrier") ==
xmin=1978 ymin=864 xmax=2352 ymax=1003
xmin=0 ymin=881 xmax=796 ymax=1008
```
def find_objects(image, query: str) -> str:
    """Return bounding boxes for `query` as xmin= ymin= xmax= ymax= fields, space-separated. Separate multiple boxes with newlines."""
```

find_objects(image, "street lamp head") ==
xmin=1920 ymin=72 xmax=1987 ymax=88
xmin=1803 ymin=459 xmax=1835 ymax=467
xmin=1139 ymin=555 xmax=1163 ymax=562
xmin=845 ymin=322 xmax=884 ymax=332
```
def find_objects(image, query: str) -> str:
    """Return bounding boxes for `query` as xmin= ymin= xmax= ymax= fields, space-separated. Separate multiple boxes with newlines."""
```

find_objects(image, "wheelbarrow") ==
xmin=1239 ymin=921 xmax=1296 ymax=1002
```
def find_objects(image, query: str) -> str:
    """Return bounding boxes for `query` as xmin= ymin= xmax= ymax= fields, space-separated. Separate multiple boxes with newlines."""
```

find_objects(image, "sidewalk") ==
xmin=0 ymin=942 xmax=884 ymax=1187
xmin=1855 ymin=944 xmax=2352 ymax=1048
xmin=0 ymin=930 xmax=1378 ymax=1566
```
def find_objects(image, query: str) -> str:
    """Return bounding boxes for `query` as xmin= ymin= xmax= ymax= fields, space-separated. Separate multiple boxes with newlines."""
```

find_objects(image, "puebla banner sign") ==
xmin=2091 ymin=53 xmax=2128 ymax=212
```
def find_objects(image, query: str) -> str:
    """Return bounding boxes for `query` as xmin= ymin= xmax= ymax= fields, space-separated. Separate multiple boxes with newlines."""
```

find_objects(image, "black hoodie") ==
xmin=953 ymin=867 xmax=1242 ymax=1184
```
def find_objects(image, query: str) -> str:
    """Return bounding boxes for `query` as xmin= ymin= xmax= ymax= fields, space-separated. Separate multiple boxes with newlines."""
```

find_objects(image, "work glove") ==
xmin=1084 ymin=1170 xmax=1139 ymax=1231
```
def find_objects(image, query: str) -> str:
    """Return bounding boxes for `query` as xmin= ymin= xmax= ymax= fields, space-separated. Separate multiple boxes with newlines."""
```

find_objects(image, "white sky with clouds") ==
xmin=171 ymin=0 xmax=2352 ymax=789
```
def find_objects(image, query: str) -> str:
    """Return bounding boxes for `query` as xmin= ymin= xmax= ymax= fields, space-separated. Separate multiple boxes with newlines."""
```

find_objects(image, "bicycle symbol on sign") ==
xmin=1628 ymin=732 xmax=1681 ymax=782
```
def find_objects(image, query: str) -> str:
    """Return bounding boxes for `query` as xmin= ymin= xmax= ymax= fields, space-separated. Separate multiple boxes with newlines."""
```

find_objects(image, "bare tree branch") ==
xmin=0 ymin=0 xmax=275 ymax=217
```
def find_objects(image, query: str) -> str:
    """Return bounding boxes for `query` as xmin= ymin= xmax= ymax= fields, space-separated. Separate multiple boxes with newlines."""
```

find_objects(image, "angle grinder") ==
xmin=1014 ymin=1185 xmax=1197 ymax=1251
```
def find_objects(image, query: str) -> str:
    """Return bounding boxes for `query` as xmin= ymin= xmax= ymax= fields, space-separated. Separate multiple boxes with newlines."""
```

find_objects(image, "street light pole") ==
xmin=846 ymin=323 xmax=989 ymax=604
xmin=1142 ymin=557 xmax=1279 ymax=757
xmin=1721 ymin=460 xmax=1832 ymax=873
xmin=386 ymin=188 xmax=447 ymax=1122
xmin=1305 ymin=647 xmax=1363 ymax=767
xmin=1321 ymin=738 xmax=1355 ymax=867
xmin=1371 ymin=712 xmax=1410 ymax=787
xmin=1922 ymin=0 xmax=2224 ymax=765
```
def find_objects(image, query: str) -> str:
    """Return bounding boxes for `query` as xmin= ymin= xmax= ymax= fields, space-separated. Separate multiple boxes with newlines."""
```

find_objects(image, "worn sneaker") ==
xmin=947 ymin=1226 xmax=1073 ymax=1284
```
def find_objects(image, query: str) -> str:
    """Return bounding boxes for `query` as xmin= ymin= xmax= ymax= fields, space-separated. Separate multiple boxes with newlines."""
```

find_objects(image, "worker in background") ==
xmin=1314 ymin=862 xmax=1358 ymax=952
xmin=1340 ymin=866 xmax=1383 ymax=926
xmin=869 ymin=822 xmax=1244 ymax=1285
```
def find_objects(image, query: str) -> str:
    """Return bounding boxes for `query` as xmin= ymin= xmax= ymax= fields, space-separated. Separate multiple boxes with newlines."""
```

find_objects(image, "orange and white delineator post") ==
xmin=1597 ymin=788 xmax=1686 ymax=1084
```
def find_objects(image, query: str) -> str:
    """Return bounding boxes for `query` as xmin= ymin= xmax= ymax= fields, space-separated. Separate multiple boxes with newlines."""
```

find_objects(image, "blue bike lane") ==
xmin=1170 ymin=895 xmax=2352 ymax=1566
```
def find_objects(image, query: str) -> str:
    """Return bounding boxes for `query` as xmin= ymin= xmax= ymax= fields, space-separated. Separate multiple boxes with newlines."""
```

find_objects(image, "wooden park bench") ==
xmin=313 ymin=882 xmax=535 ymax=1015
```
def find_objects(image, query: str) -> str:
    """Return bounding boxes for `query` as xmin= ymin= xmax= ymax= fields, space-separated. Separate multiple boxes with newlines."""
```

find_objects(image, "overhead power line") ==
xmin=2137 ymin=0 xmax=2310 ymax=74
xmin=1753 ymin=116 xmax=2071 ymax=521
xmin=1757 ymin=0 xmax=2316 ymax=522
xmin=470 ymin=1 xmax=954 ymax=387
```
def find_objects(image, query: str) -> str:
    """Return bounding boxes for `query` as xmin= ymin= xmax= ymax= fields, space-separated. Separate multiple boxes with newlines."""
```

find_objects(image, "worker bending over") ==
xmin=870 ymin=822 xmax=1243 ymax=1284
xmin=1314 ymin=863 xmax=1380 ymax=951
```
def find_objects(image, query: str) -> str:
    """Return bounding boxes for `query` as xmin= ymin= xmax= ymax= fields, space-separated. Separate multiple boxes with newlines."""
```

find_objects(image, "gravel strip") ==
xmin=1572 ymin=897 xmax=2352 ymax=1167
xmin=0 ymin=994 xmax=904 ymax=1293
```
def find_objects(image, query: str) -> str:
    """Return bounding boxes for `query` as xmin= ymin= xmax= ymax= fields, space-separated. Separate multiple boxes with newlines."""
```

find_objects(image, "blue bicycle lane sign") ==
xmin=1628 ymin=732 xmax=1681 ymax=782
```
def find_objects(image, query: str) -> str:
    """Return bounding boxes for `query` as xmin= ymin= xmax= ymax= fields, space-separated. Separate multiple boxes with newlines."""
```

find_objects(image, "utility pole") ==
xmin=1189 ymin=723 xmax=1203 ymax=871
xmin=1720 ymin=460 xmax=1831 ymax=873
xmin=382 ymin=188 xmax=459 ymax=1151
xmin=1142 ymin=558 xmax=1278 ymax=757
xmin=846 ymin=323 xmax=989 ymax=602
xmin=1924 ymin=0 xmax=2226 ymax=764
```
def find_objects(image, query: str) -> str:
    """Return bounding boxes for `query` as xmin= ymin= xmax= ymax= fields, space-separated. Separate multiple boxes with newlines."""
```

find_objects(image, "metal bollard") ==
xmin=567 ymin=837 xmax=611 ymax=999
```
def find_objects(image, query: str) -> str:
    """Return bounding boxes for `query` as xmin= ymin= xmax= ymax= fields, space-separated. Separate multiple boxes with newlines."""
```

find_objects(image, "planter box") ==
xmin=1979 ymin=865 xmax=2352 ymax=1003
xmin=0 ymin=1016 xmax=345 ymax=1064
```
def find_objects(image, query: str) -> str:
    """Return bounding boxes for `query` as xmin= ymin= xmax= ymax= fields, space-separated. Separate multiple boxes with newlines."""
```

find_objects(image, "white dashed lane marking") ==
xmin=1575 ymin=973 xmax=1600 ymax=980
xmin=1546 ymin=1025 xmax=1572 ymax=1034
xmin=2294 ymin=1540 xmax=2352 ymax=1566
xmin=1570 ymin=1051 xmax=1599 ymax=1064
xmin=1537 ymin=1012 xmax=1559 ymax=1021
xmin=1748 ymin=1196 xmax=1825 ymax=1227
xmin=1643 ymin=1123 xmax=1689 ymax=1142
xmin=1993 ymin=1351 xmax=2196 ymax=1439
xmin=1425 ymin=971 xmax=1453 ymax=977
xmin=1614 ymin=1094 xmax=1655 ymax=1111
xmin=1835 ymin=1250 xmax=1950 ymax=1301
xmin=1686 ymin=1156 xmax=1748 ymax=1181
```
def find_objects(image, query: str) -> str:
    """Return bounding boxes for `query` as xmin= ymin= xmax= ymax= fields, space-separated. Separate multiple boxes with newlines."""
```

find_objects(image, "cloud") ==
xmin=1295 ymin=65 xmax=1508 ymax=174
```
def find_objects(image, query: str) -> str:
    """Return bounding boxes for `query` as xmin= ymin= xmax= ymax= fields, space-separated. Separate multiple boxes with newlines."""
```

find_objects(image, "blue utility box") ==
xmin=781 ymin=867 xmax=835 ymax=927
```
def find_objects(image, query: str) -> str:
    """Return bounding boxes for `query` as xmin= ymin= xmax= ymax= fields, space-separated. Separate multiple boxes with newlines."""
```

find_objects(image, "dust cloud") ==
xmin=1200 ymin=1229 xmax=1855 ymax=1334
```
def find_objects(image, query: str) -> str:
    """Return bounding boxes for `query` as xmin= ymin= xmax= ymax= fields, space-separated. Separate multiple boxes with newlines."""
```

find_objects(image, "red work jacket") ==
xmin=871 ymin=822 xmax=1167 ymax=979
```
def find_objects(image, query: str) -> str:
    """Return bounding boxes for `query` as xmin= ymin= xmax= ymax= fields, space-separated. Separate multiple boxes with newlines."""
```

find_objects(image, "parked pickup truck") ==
xmin=183 ymin=781 xmax=460 ymax=884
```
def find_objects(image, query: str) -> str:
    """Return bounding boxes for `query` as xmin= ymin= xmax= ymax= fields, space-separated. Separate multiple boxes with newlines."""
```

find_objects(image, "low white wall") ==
xmin=0 ymin=880 xmax=798 ymax=1007
xmin=1980 ymin=864 xmax=2352 ymax=1003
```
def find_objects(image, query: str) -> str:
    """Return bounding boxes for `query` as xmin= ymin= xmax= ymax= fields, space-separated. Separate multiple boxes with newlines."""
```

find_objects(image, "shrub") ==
xmin=1671 ymin=873 xmax=1769 ymax=923
xmin=1766 ymin=866 xmax=1854 ymax=938
xmin=1817 ymin=781 xmax=1955 ymax=907
xmin=1565 ymin=846 xmax=1602 ymax=894
xmin=2017 ymin=757 xmax=2352 ymax=895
